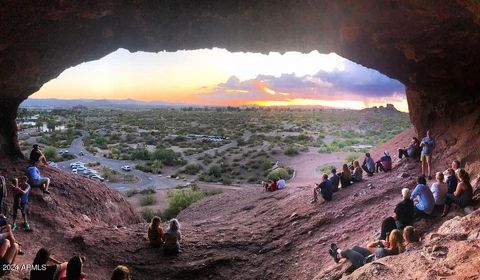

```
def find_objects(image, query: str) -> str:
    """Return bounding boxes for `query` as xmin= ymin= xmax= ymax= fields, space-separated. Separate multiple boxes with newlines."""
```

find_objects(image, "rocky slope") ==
xmin=0 ymin=127 xmax=476 ymax=280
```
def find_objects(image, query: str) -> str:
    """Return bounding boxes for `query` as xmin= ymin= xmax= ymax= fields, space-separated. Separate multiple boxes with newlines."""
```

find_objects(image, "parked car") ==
xmin=121 ymin=165 xmax=132 ymax=171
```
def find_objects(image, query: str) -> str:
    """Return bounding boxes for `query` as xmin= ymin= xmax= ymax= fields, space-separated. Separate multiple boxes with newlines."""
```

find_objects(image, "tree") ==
xmin=43 ymin=147 xmax=59 ymax=162
xmin=151 ymin=148 xmax=178 ymax=166
xmin=46 ymin=119 xmax=56 ymax=132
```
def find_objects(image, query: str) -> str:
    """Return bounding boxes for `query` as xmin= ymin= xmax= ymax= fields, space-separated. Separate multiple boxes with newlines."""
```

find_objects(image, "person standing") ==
xmin=11 ymin=177 xmax=31 ymax=231
xmin=420 ymin=130 xmax=435 ymax=180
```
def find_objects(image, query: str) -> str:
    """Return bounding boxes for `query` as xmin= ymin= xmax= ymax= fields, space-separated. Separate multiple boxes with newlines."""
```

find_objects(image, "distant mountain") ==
xmin=20 ymin=98 xmax=192 ymax=108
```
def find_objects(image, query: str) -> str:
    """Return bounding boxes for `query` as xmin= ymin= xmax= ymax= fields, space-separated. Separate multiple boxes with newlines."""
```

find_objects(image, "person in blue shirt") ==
xmin=329 ymin=168 xmax=340 ymax=193
xmin=361 ymin=153 xmax=375 ymax=176
xmin=11 ymin=177 xmax=32 ymax=231
xmin=26 ymin=161 xmax=50 ymax=194
xmin=411 ymin=176 xmax=435 ymax=217
xmin=312 ymin=174 xmax=333 ymax=203
xmin=420 ymin=130 xmax=435 ymax=180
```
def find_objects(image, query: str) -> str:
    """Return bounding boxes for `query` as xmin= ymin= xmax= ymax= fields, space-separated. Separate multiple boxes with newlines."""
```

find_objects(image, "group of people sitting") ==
xmin=30 ymin=246 xmax=131 ymax=279
xmin=311 ymin=151 xmax=393 ymax=203
xmin=262 ymin=178 xmax=286 ymax=192
xmin=324 ymin=130 xmax=476 ymax=271
xmin=147 ymin=217 xmax=183 ymax=255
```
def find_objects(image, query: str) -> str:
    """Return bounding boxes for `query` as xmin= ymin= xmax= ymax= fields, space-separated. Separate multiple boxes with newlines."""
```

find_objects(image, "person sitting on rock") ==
xmin=111 ymin=265 xmax=131 ymax=280
xmin=60 ymin=256 xmax=86 ymax=280
xmin=420 ymin=130 xmax=435 ymax=180
xmin=276 ymin=178 xmax=286 ymax=190
xmin=375 ymin=150 xmax=392 ymax=172
xmin=29 ymin=144 xmax=48 ymax=166
xmin=328 ymin=230 xmax=404 ymax=271
xmin=430 ymin=172 xmax=448 ymax=208
xmin=445 ymin=168 xmax=458 ymax=195
xmin=361 ymin=153 xmax=375 ymax=176
xmin=351 ymin=161 xmax=363 ymax=182
xmin=451 ymin=160 xmax=461 ymax=173
xmin=164 ymin=219 xmax=182 ymax=255
xmin=148 ymin=216 xmax=164 ymax=246
xmin=26 ymin=161 xmax=51 ymax=194
xmin=0 ymin=220 xmax=20 ymax=277
xmin=379 ymin=188 xmax=414 ymax=240
xmin=0 ymin=214 xmax=23 ymax=258
xmin=367 ymin=229 xmax=405 ymax=258
xmin=311 ymin=174 xmax=333 ymax=203
xmin=403 ymin=226 xmax=420 ymax=251
xmin=329 ymin=168 xmax=340 ymax=193
xmin=442 ymin=168 xmax=474 ymax=217
xmin=30 ymin=248 xmax=67 ymax=280
xmin=411 ymin=176 xmax=435 ymax=217
xmin=398 ymin=137 xmax=420 ymax=160
xmin=338 ymin=164 xmax=352 ymax=188
xmin=11 ymin=176 xmax=32 ymax=231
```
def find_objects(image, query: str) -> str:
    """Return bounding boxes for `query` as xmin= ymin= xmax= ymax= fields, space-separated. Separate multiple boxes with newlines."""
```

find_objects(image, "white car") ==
xmin=77 ymin=166 xmax=86 ymax=171
xmin=91 ymin=175 xmax=105 ymax=182
xmin=72 ymin=169 xmax=78 ymax=174
xmin=121 ymin=165 xmax=132 ymax=171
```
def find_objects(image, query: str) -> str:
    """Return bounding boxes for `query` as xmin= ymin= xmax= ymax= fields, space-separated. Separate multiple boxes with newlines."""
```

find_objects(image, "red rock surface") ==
xmin=0 ymin=128 xmax=476 ymax=280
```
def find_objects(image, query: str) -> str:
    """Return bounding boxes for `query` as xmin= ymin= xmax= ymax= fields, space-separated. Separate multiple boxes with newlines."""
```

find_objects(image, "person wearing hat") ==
xmin=376 ymin=150 xmax=392 ymax=173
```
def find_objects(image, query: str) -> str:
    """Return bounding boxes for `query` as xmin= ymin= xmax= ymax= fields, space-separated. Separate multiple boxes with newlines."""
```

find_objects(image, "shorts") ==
xmin=420 ymin=153 xmax=431 ymax=162
xmin=13 ymin=199 xmax=28 ymax=219
xmin=31 ymin=177 xmax=48 ymax=187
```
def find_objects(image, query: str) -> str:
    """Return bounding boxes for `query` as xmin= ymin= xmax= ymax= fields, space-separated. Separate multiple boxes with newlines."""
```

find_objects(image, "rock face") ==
xmin=1 ymin=1 xmax=480 ymax=156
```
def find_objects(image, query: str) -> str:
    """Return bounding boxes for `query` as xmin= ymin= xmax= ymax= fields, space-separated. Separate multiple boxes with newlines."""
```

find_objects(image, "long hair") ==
xmin=457 ymin=168 xmax=473 ymax=190
xmin=388 ymin=229 xmax=405 ymax=253
xmin=66 ymin=256 xmax=83 ymax=280
xmin=342 ymin=164 xmax=351 ymax=178
xmin=403 ymin=226 xmax=419 ymax=243
xmin=150 ymin=216 xmax=161 ymax=229
xmin=353 ymin=160 xmax=360 ymax=169
xmin=168 ymin=218 xmax=180 ymax=232
xmin=33 ymin=248 xmax=49 ymax=265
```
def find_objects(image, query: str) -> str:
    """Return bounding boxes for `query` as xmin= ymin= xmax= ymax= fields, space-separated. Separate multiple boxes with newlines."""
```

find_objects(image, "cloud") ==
xmin=197 ymin=59 xmax=405 ymax=105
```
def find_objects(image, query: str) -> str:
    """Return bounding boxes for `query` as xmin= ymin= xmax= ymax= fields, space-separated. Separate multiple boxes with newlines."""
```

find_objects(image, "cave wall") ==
xmin=1 ymin=0 xmax=480 ymax=156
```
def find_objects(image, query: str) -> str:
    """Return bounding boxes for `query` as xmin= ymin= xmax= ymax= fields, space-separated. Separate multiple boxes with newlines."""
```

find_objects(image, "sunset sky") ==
xmin=33 ymin=48 xmax=408 ymax=111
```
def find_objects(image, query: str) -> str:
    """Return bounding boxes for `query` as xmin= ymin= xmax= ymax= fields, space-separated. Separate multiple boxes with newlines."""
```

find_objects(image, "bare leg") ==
xmin=313 ymin=188 xmax=318 ymax=202
xmin=3 ymin=242 xmax=18 ymax=264
xmin=427 ymin=158 xmax=432 ymax=177
xmin=44 ymin=178 xmax=50 ymax=190
xmin=0 ymin=239 xmax=10 ymax=257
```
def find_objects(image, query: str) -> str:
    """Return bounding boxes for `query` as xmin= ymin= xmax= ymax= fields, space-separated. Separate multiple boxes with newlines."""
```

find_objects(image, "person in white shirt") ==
xmin=430 ymin=172 xmax=448 ymax=206
xmin=277 ymin=179 xmax=286 ymax=190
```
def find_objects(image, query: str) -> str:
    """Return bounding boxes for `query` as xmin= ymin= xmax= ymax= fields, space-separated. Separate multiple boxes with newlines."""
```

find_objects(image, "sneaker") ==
xmin=328 ymin=248 xmax=340 ymax=263
xmin=12 ymin=223 xmax=17 ymax=231
xmin=23 ymin=222 xmax=31 ymax=231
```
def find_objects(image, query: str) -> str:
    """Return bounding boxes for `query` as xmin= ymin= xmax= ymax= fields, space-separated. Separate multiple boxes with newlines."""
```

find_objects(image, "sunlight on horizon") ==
xmin=32 ymin=48 xmax=408 ymax=112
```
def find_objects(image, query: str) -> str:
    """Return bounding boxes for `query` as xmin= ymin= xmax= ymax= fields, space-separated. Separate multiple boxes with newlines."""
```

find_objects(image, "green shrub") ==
xmin=141 ymin=208 xmax=162 ymax=222
xmin=208 ymin=165 xmax=222 ymax=178
xmin=184 ymin=163 xmax=202 ymax=175
xmin=345 ymin=152 xmax=362 ymax=163
xmin=267 ymin=167 xmax=290 ymax=181
xmin=221 ymin=176 xmax=232 ymax=185
xmin=284 ymin=145 xmax=299 ymax=156
xmin=44 ymin=147 xmax=59 ymax=162
xmin=139 ymin=187 xmax=156 ymax=195
xmin=162 ymin=187 xmax=222 ymax=220
xmin=125 ymin=189 xmax=139 ymax=197
xmin=320 ymin=164 xmax=336 ymax=174
xmin=140 ymin=194 xmax=157 ymax=206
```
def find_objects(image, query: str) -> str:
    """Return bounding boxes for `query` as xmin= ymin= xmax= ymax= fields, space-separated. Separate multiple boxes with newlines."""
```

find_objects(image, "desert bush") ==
xmin=184 ymin=163 xmax=202 ymax=175
xmin=125 ymin=189 xmax=139 ymax=197
xmin=141 ymin=208 xmax=162 ymax=222
xmin=61 ymin=153 xmax=76 ymax=161
xmin=140 ymin=194 xmax=157 ymax=206
xmin=139 ymin=187 xmax=156 ymax=195
xmin=267 ymin=167 xmax=290 ymax=181
xmin=345 ymin=152 xmax=362 ymax=163
xmin=43 ymin=147 xmax=59 ymax=162
xmin=162 ymin=187 xmax=222 ymax=220
xmin=208 ymin=165 xmax=222 ymax=178
xmin=320 ymin=164 xmax=336 ymax=174
xmin=284 ymin=145 xmax=299 ymax=156
xmin=221 ymin=176 xmax=232 ymax=185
